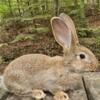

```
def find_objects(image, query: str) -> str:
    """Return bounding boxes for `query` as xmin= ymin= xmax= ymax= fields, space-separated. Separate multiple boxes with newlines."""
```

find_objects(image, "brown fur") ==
xmin=2 ymin=13 xmax=98 ymax=100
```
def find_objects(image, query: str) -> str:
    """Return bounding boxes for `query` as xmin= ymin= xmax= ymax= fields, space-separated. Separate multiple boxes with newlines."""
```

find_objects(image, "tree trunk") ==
xmin=54 ymin=0 xmax=59 ymax=15
xmin=97 ymin=0 xmax=99 ymax=3
xmin=74 ymin=0 xmax=78 ymax=6
xmin=16 ymin=0 xmax=22 ymax=16
xmin=45 ymin=0 xmax=48 ymax=12
xmin=20 ymin=0 xmax=24 ymax=16
xmin=27 ymin=0 xmax=33 ymax=16
xmin=8 ymin=0 xmax=13 ymax=16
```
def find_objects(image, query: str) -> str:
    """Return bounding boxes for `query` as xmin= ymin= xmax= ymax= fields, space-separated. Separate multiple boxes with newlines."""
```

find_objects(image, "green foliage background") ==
xmin=0 ymin=0 xmax=99 ymax=35
xmin=0 ymin=0 xmax=99 ymax=65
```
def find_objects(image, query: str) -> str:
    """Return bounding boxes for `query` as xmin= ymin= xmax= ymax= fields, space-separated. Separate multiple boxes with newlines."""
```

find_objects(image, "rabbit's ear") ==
xmin=51 ymin=17 xmax=71 ymax=49
xmin=59 ymin=13 xmax=79 ymax=46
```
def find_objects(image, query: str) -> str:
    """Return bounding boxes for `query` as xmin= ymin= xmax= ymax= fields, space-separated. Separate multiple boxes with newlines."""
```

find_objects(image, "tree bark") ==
xmin=27 ymin=0 xmax=33 ymax=16
xmin=16 ymin=0 xmax=22 ymax=16
xmin=54 ymin=0 xmax=59 ymax=15
xmin=8 ymin=0 xmax=13 ymax=16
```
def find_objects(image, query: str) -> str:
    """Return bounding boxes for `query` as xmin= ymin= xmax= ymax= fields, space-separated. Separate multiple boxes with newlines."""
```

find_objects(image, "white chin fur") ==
xmin=0 ymin=76 xmax=8 ymax=91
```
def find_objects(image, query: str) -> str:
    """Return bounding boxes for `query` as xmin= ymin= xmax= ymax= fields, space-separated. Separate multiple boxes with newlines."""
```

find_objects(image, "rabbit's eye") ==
xmin=79 ymin=54 xmax=85 ymax=59
xmin=76 ymin=52 xmax=87 ymax=60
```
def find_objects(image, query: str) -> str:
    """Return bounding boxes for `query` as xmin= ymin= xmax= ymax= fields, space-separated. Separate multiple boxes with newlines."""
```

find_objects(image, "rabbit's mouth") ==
xmin=68 ymin=68 xmax=99 ymax=73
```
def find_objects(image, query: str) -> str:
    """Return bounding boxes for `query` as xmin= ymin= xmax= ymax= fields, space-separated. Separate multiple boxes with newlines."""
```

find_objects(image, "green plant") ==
xmin=0 ymin=4 xmax=9 ymax=17
xmin=11 ymin=34 xmax=36 ymax=43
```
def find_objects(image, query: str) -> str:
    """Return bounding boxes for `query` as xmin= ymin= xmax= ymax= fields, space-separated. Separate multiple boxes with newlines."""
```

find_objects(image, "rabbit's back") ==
xmin=4 ymin=54 xmax=63 ymax=73
xmin=3 ymin=54 xmax=63 ymax=93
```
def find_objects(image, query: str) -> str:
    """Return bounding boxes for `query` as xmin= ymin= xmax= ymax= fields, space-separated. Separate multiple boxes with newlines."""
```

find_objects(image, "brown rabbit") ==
xmin=0 ymin=13 xmax=98 ymax=100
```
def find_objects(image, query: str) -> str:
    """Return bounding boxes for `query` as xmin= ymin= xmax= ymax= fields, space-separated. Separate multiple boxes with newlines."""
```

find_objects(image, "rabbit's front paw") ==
xmin=54 ymin=91 xmax=69 ymax=100
xmin=32 ymin=89 xmax=46 ymax=99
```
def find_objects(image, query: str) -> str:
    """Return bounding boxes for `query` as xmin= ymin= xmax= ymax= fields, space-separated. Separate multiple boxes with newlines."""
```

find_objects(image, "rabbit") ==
xmin=0 ymin=13 xmax=98 ymax=100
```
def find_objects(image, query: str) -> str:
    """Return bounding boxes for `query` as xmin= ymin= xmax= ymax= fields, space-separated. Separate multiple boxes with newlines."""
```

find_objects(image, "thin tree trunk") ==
xmin=8 ymin=0 xmax=13 ymax=16
xmin=97 ymin=0 xmax=99 ymax=3
xmin=74 ymin=0 xmax=78 ymax=6
xmin=54 ymin=0 xmax=59 ymax=15
xmin=16 ymin=0 xmax=22 ymax=16
xmin=27 ymin=0 xmax=33 ymax=16
xmin=20 ymin=0 xmax=24 ymax=16
xmin=45 ymin=0 xmax=48 ymax=12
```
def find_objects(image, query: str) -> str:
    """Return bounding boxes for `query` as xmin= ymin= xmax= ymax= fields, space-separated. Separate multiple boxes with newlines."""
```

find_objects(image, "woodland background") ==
xmin=0 ymin=0 xmax=100 ymax=73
